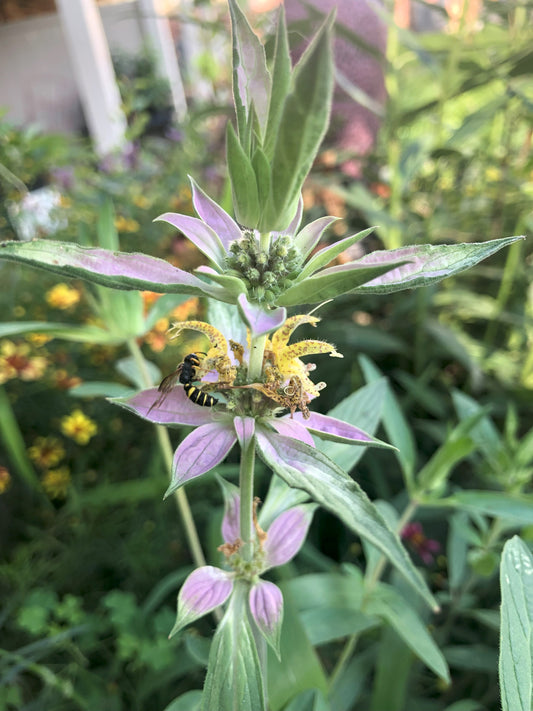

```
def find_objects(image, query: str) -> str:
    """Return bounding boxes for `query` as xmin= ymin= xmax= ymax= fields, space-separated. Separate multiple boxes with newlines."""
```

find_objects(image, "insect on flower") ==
xmin=150 ymin=352 xmax=218 ymax=412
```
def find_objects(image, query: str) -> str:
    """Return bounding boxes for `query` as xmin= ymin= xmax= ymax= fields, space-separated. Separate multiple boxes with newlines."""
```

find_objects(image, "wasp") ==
xmin=149 ymin=352 xmax=218 ymax=412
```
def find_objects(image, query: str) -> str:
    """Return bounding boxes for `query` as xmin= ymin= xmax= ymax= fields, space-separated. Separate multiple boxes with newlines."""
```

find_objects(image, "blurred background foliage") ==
xmin=0 ymin=1 xmax=532 ymax=709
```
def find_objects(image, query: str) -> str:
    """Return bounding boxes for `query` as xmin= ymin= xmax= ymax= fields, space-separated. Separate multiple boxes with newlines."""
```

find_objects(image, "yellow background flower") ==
xmin=60 ymin=410 xmax=98 ymax=445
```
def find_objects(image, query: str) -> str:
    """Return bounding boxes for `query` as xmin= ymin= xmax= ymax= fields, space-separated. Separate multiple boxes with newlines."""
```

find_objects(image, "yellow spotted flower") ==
xmin=45 ymin=283 xmax=81 ymax=310
xmin=60 ymin=409 xmax=98 ymax=445
xmin=42 ymin=466 xmax=71 ymax=499
xmin=0 ymin=466 xmax=11 ymax=494
xmin=0 ymin=340 xmax=47 ymax=384
xmin=115 ymin=215 xmax=140 ymax=233
xmin=28 ymin=436 xmax=66 ymax=469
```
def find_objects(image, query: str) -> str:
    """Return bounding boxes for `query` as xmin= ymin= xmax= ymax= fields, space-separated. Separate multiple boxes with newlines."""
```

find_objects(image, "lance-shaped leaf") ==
xmin=263 ymin=7 xmax=291 ymax=160
xmin=229 ymin=0 xmax=271 ymax=142
xmin=499 ymin=536 xmax=533 ymax=711
xmin=365 ymin=583 xmax=450 ymax=683
xmin=339 ymin=236 xmax=524 ymax=295
xmin=249 ymin=580 xmax=283 ymax=660
xmin=276 ymin=259 xmax=408 ymax=306
xmin=226 ymin=121 xmax=260 ymax=227
xmin=261 ymin=12 xmax=334 ymax=232
xmin=170 ymin=566 xmax=234 ymax=638
xmin=237 ymin=293 xmax=286 ymax=337
xmin=255 ymin=428 xmax=437 ymax=610
xmin=298 ymin=227 xmax=376 ymax=280
xmin=196 ymin=266 xmax=248 ymax=303
xmin=0 ymin=240 xmax=225 ymax=299
xmin=0 ymin=321 xmax=123 ymax=345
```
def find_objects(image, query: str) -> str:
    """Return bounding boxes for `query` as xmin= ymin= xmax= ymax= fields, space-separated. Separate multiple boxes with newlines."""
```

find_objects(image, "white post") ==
xmin=55 ymin=0 xmax=127 ymax=156
xmin=137 ymin=0 xmax=187 ymax=120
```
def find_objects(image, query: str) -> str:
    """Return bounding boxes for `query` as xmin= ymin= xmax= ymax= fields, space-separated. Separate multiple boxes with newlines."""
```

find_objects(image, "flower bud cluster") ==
xmin=225 ymin=231 xmax=302 ymax=304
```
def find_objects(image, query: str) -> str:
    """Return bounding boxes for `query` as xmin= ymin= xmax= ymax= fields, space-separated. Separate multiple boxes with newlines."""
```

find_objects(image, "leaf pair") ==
xmin=227 ymin=0 xmax=334 ymax=231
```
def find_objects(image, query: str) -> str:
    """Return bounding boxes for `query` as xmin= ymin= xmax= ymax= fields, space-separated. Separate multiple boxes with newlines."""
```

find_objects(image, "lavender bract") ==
xmin=170 ymin=484 xmax=316 ymax=658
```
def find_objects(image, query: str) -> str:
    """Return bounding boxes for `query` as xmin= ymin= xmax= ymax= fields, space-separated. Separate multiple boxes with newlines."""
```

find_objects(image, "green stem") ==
xmin=259 ymin=231 xmax=271 ymax=253
xmin=239 ymin=430 xmax=256 ymax=562
xmin=248 ymin=333 xmax=268 ymax=383
xmin=329 ymin=498 xmax=419 ymax=690
xmin=126 ymin=339 xmax=207 ymax=571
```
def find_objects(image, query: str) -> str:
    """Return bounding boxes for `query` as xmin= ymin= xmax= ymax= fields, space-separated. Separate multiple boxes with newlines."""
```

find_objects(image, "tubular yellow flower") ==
xmin=168 ymin=321 xmax=236 ymax=386
xmin=261 ymin=314 xmax=343 ymax=413
xmin=60 ymin=409 xmax=98 ymax=445
xmin=45 ymin=283 xmax=81 ymax=310
xmin=42 ymin=466 xmax=71 ymax=499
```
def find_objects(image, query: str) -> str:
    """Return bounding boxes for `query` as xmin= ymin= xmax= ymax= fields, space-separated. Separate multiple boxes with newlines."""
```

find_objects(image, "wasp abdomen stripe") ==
xmin=184 ymin=383 xmax=218 ymax=407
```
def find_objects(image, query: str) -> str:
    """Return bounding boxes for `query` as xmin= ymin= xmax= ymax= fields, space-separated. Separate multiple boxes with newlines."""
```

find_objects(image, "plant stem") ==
xmin=126 ymin=339 xmax=207 ymax=570
xmin=239 ymin=429 xmax=256 ymax=563
xmin=248 ymin=333 xmax=268 ymax=383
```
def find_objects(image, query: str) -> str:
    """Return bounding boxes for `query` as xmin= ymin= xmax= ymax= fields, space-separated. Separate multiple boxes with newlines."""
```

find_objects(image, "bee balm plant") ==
xmin=0 ymin=2 xmax=523 ymax=709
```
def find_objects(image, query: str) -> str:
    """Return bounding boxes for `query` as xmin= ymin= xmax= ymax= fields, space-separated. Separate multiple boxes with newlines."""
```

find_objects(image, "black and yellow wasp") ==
xmin=150 ymin=352 xmax=218 ymax=411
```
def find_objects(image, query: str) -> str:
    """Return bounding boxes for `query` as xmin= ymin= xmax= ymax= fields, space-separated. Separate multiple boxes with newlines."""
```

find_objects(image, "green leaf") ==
xmin=252 ymin=147 xmax=272 ymax=215
xmin=0 ymin=321 xmax=121 ymax=344
xmin=298 ymin=227 xmax=375 ymax=281
xmin=97 ymin=198 xmax=120 ymax=251
xmin=500 ymin=541 xmax=533 ymax=711
xmin=359 ymin=355 xmax=417 ymax=488
xmin=93 ymin=286 xmax=145 ymax=338
xmin=276 ymin=261 xmax=407 ymax=307
xmin=371 ymin=625 xmax=412 ymax=711
xmin=226 ymin=121 xmax=260 ymax=227
xmin=0 ymin=386 xmax=41 ymax=493
xmin=264 ymin=7 xmax=291 ymax=160
xmin=228 ymin=0 xmax=271 ymax=142
xmin=452 ymin=390 xmax=504 ymax=462
xmin=256 ymin=429 xmax=437 ymax=610
xmin=351 ymin=236 xmax=525 ymax=295
xmin=284 ymin=689 xmax=329 ymax=711
xmin=202 ymin=583 xmax=265 ymax=711
xmin=316 ymin=379 xmax=388 ymax=472
xmin=196 ymin=268 xmax=249 ymax=303
xmin=164 ymin=690 xmax=202 ymax=711
xmin=443 ymin=491 xmax=533 ymax=526
xmin=0 ymin=239 xmax=222 ymax=299
xmin=268 ymin=587 xmax=328 ymax=711
xmin=366 ymin=584 xmax=450 ymax=683
xmin=70 ymin=382 xmax=134 ymax=398
xmin=115 ymin=355 xmax=161 ymax=390
xmin=287 ymin=569 xmax=378 ymax=645
xmin=145 ymin=294 xmax=190 ymax=331
xmin=262 ymin=12 xmax=335 ymax=231
xmin=416 ymin=412 xmax=487 ymax=494
xmin=71 ymin=478 xmax=166 ymax=508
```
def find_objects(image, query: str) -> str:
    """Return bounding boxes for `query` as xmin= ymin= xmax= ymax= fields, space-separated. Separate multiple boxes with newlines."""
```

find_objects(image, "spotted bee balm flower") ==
xmin=115 ymin=315 xmax=391 ymax=497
